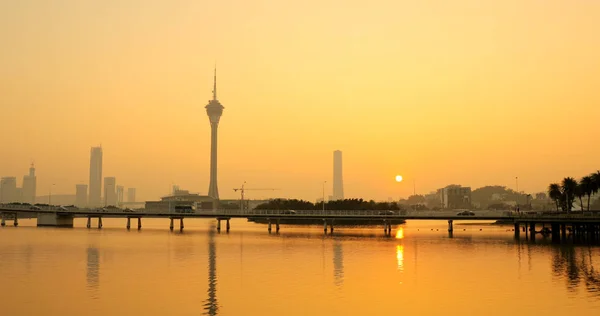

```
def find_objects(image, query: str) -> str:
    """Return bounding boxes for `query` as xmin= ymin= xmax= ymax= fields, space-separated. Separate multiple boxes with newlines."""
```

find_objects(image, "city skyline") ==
xmin=1 ymin=1 xmax=599 ymax=202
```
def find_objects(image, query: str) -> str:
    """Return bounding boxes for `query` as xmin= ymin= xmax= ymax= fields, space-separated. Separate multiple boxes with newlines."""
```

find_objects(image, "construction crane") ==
xmin=233 ymin=181 xmax=278 ymax=212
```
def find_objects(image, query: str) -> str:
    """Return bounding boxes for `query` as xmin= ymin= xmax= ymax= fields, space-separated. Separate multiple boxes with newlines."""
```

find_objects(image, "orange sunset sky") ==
xmin=1 ymin=0 xmax=599 ymax=201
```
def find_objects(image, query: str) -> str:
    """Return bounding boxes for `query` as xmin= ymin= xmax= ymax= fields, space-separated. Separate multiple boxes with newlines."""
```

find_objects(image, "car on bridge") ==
xmin=456 ymin=210 xmax=475 ymax=216
xmin=29 ymin=206 xmax=41 ymax=210
xmin=280 ymin=210 xmax=297 ymax=215
xmin=379 ymin=210 xmax=396 ymax=215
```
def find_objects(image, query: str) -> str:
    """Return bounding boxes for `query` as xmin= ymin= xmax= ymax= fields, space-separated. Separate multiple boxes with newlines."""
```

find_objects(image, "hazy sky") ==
xmin=1 ymin=0 xmax=599 ymax=201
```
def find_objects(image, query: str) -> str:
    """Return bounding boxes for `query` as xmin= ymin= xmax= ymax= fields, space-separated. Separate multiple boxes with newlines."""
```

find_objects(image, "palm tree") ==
xmin=592 ymin=171 xmax=600 ymax=196
xmin=562 ymin=177 xmax=578 ymax=213
xmin=548 ymin=183 xmax=562 ymax=212
xmin=580 ymin=176 xmax=594 ymax=211
xmin=575 ymin=182 xmax=585 ymax=212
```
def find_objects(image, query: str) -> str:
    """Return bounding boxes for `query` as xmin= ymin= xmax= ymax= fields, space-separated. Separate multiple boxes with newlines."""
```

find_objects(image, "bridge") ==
xmin=2 ymin=204 xmax=600 ymax=241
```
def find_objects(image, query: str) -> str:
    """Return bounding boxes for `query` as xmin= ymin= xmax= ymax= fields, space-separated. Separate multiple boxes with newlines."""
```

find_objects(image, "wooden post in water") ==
xmin=126 ymin=217 xmax=131 ymax=230
xmin=226 ymin=219 xmax=230 ymax=232
xmin=98 ymin=217 xmax=103 ymax=229
xmin=137 ymin=217 xmax=142 ymax=230
xmin=169 ymin=218 xmax=174 ymax=231
xmin=86 ymin=217 xmax=91 ymax=229
xmin=180 ymin=218 xmax=184 ymax=231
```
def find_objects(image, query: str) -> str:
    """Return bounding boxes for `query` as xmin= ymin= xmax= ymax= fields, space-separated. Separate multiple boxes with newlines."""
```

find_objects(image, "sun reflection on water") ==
xmin=396 ymin=245 xmax=404 ymax=272
xmin=395 ymin=227 xmax=404 ymax=239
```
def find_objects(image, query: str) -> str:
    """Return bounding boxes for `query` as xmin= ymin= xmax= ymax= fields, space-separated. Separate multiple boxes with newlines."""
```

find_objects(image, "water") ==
xmin=1 ymin=218 xmax=600 ymax=315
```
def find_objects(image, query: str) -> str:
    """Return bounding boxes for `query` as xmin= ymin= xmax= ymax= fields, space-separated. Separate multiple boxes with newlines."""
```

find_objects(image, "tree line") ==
xmin=254 ymin=198 xmax=401 ymax=211
xmin=548 ymin=171 xmax=600 ymax=212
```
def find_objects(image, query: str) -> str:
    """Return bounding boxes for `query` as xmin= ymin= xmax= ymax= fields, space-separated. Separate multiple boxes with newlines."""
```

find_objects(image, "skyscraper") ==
xmin=75 ymin=184 xmax=88 ymax=207
xmin=127 ymin=188 xmax=136 ymax=203
xmin=89 ymin=147 xmax=103 ymax=207
xmin=116 ymin=185 xmax=124 ymax=206
xmin=22 ymin=163 xmax=37 ymax=204
xmin=104 ymin=177 xmax=116 ymax=206
xmin=205 ymin=68 xmax=224 ymax=200
xmin=333 ymin=150 xmax=344 ymax=200
xmin=0 ymin=177 xmax=18 ymax=203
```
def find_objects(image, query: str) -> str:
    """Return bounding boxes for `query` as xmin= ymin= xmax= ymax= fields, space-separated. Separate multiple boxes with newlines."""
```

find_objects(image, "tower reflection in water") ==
xmin=333 ymin=239 xmax=344 ymax=286
xmin=86 ymin=246 xmax=100 ymax=295
xmin=203 ymin=225 xmax=219 ymax=315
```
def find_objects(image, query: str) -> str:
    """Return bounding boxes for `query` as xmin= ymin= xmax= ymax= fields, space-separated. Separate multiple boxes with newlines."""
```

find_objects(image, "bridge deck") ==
xmin=3 ymin=206 xmax=600 ymax=223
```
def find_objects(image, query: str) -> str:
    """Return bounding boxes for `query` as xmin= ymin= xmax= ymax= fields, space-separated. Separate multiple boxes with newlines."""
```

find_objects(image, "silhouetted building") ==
xmin=21 ymin=163 xmax=36 ymax=204
xmin=104 ymin=177 xmax=116 ymax=206
xmin=333 ymin=150 xmax=344 ymax=200
xmin=116 ymin=186 xmax=124 ymax=206
xmin=88 ymin=147 xmax=103 ymax=207
xmin=206 ymin=68 xmax=224 ymax=200
xmin=127 ymin=188 xmax=136 ymax=202
xmin=0 ymin=177 xmax=18 ymax=203
xmin=438 ymin=185 xmax=472 ymax=209
xmin=76 ymin=184 xmax=88 ymax=207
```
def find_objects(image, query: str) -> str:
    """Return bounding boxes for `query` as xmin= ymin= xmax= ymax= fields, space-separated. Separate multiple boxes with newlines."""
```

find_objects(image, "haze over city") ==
xmin=1 ymin=0 xmax=599 ymax=202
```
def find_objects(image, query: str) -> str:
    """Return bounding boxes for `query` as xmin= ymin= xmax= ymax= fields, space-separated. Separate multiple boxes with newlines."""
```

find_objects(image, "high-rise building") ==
xmin=116 ymin=186 xmax=124 ymax=206
xmin=205 ymin=68 xmax=224 ymax=200
xmin=333 ymin=150 xmax=344 ymax=201
xmin=0 ymin=177 xmax=18 ymax=203
xmin=104 ymin=177 xmax=116 ymax=206
xmin=127 ymin=188 xmax=136 ymax=203
xmin=22 ymin=163 xmax=37 ymax=204
xmin=89 ymin=147 xmax=103 ymax=207
xmin=75 ymin=184 xmax=88 ymax=207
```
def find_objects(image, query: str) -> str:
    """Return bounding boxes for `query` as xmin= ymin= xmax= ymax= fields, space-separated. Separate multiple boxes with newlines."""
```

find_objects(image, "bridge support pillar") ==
xmin=323 ymin=220 xmax=327 ymax=233
xmin=448 ymin=220 xmax=453 ymax=233
xmin=529 ymin=222 xmax=535 ymax=241
xmin=268 ymin=219 xmax=272 ymax=233
xmin=551 ymin=223 xmax=560 ymax=243
xmin=13 ymin=214 xmax=18 ymax=227
xmin=98 ymin=217 xmax=103 ymax=229
xmin=217 ymin=219 xmax=221 ymax=232
xmin=126 ymin=217 xmax=131 ymax=230
xmin=138 ymin=218 xmax=142 ymax=230
xmin=226 ymin=219 xmax=230 ymax=232
xmin=514 ymin=223 xmax=520 ymax=239
xmin=1 ymin=214 xmax=5 ymax=227
xmin=275 ymin=219 xmax=280 ymax=233
xmin=170 ymin=218 xmax=174 ymax=231
xmin=330 ymin=220 xmax=334 ymax=233
xmin=86 ymin=217 xmax=91 ymax=229
xmin=180 ymin=218 xmax=184 ymax=231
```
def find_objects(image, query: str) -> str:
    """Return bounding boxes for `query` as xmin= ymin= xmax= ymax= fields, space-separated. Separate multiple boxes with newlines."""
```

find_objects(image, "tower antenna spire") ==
xmin=212 ymin=64 xmax=217 ymax=100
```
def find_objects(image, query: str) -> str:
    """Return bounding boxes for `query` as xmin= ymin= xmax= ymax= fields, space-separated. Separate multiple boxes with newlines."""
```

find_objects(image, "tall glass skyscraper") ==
xmin=88 ymin=147 xmax=103 ymax=207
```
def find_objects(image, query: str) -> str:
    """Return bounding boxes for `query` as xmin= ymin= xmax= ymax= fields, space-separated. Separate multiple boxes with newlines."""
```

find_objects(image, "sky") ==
xmin=1 ymin=0 xmax=599 ymax=202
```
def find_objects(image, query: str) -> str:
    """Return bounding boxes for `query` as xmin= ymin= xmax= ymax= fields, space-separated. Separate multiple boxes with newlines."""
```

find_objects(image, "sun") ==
xmin=395 ymin=175 xmax=403 ymax=182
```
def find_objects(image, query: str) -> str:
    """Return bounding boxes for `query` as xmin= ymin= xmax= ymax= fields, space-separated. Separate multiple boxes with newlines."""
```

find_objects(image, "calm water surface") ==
xmin=1 ymin=218 xmax=600 ymax=315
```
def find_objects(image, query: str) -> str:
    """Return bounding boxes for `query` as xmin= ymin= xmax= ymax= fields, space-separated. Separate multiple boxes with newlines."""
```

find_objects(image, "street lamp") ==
xmin=322 ymin=181 xmax=327 ymax=212
xmin=49 ymin=184 xmax=55 ymax=205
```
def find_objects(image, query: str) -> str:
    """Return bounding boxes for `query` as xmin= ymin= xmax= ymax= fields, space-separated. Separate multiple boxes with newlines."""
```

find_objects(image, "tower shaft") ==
xmin=208 ymin=123 xmax=219 ymax=199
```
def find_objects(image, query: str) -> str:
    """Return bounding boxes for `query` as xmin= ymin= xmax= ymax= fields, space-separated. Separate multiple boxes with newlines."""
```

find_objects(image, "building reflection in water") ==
xmin=333 ymin=239 xmax=344 ymax=287
xmin=86 ymin=246 xmax=100 ymax=295
xmin=203 ymin=226 xmax=219 ymax=315
xmin=552 ymin=245 xmax=600 ymax=294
